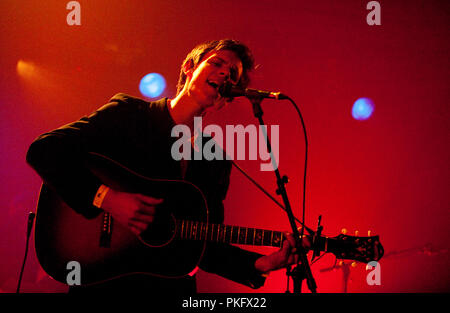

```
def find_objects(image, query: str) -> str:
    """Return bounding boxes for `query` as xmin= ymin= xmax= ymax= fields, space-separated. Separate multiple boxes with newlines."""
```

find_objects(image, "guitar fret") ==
xmin=246 ymin=228 xmax=252 ymax=245
xmin=187 ymin=220 xmax=190 ymax=239
xmin=262 ymin=229 xmax=266 ymax=246
xmin=245 ymin=228 xmax=248 ymax=244
xmin=186 ymin=221 xmax=190 ymax=239
xmin=199 ymin=222 xmax=203 ymax=240
xmin=195 ymin=221 xmax=199 ymax=240
xmin=252 ymin=228 xmax=255 ymax=245
xmin=272 ymin=231 xmax=282 ymax=247
xmin=215 ymin=224 xmax=219 ymax=242
xmin=271 ymin=230 xmax=273 ymax=246
xmin=237 ymin=227 xmax=241 ymax=244
xmin=180 ymin=220 xmax=185 ymax=239
xmin=254 ymin=229 xmax=262 ymax=246
xmin=224 ymin=226 xmax=230 ymax=243
xmin=233 ymin=226 xmax=236 ymax=243
xmin=240 ymin=227 xmax=246 ymax=244
xmin=194 ymin=221 xmax=198 ymax=240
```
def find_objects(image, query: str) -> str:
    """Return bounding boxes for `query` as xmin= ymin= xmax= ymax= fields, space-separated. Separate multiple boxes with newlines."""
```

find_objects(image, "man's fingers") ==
xmin=136 ymin=205 xmax=156 ymax=216
xmin=284 ymin=233 xmax=297 ymax=251
xmin=128 ymin=220 xmax=148 ymax=233
xmin=281 ymin=239 xmax=295 ymax=260
xmin=136 ymin=194 xmax=164 ymax=205
xmin=131 ymin=213 xmax=154 ymax=224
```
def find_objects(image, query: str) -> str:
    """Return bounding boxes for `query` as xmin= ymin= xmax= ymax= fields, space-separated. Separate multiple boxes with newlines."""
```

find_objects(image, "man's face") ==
xmin=185 ymin=49 xmax=243 ymax=112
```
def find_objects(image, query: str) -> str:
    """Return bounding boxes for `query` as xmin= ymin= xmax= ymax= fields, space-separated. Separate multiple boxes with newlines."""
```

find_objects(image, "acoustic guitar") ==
xmin=34 ymin=153 xmax=384 ymax=286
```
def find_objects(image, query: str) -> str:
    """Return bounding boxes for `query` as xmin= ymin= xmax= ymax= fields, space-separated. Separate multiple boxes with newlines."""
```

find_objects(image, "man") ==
xmin=27 ymin=39 xmax=302 ymax=293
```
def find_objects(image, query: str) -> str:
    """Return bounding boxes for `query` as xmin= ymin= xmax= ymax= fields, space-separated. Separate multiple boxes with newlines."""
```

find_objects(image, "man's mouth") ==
xmin=207 ymin=80 xmax=219 ymax=91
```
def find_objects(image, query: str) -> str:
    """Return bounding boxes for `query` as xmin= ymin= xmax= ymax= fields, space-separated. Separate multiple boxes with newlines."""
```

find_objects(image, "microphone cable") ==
xmin=283 ymin=95 xmax=309 ymax=242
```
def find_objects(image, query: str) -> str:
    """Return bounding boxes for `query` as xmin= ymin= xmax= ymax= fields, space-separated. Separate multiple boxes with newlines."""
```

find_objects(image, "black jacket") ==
xmin=26 ymin=93 xmax=266 ymax=292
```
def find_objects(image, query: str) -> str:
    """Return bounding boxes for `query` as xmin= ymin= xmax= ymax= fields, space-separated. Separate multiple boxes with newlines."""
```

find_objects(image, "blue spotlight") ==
xmin=352 ymin=97 xmax=375 ymax=120
xmin=139 ymin=73 xmax=166 ymax=98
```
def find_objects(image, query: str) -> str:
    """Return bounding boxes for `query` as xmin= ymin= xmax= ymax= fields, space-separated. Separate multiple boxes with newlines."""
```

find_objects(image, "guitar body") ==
xmin=34 ymin=153 xmax=208 ymax=286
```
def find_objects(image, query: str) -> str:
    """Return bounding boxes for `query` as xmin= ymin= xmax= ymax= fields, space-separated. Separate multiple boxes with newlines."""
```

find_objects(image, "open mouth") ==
xmin=207 ymin=80 xmax=219 ymax=91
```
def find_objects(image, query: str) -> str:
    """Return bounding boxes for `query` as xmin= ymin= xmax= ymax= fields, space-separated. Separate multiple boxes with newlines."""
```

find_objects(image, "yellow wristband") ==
xmin=93 ymin=184 xmax=110 ymax=208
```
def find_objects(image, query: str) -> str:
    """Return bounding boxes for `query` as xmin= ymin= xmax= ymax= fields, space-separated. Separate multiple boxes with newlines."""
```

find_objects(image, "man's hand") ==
xmin=254 ymin=233 xmax=311 ymax=273
xmin=101 ymin=189 xmax=163 ymax=236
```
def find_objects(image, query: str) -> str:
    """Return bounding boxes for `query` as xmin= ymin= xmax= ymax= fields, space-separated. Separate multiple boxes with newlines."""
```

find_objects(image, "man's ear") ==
xmin=183 ymin=59 xmax=195 ymax=78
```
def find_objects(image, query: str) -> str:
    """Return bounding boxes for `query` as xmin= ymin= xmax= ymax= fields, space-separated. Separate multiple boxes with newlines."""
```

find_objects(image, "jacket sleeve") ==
xmin=26 ymin=94 xmax=139 ymax=219
xmin=198 ymin=160 xmax=267 ymax=289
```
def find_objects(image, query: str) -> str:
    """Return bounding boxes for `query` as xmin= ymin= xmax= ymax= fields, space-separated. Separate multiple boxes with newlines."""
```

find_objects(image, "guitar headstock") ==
xmin=325 ymin=232 xmax=384 ymax=263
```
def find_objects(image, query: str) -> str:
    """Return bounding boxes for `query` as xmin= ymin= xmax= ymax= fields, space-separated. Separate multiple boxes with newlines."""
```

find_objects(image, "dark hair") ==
xmin=176 ymin=39 xmax=255 ymax=95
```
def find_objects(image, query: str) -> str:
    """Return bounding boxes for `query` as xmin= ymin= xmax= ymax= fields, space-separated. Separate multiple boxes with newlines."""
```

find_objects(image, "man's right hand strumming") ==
xmin=100 ymin=189 xmax=163 ymax=236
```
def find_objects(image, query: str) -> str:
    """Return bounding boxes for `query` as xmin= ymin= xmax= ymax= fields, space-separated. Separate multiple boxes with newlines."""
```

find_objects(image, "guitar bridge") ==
xmin=99 ymin=212 xmax=113 ymax=247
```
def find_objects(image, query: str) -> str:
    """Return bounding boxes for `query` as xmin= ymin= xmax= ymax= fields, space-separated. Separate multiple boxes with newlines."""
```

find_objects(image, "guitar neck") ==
xmin=177 ymin=220 xmax=286 ymax=248
xmin=176 ymin=219 xmax=384 ymax=262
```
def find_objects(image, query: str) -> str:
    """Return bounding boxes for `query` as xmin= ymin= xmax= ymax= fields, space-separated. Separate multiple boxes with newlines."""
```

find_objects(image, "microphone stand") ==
xmin=247 ymin=95 xmax=317 ymax=293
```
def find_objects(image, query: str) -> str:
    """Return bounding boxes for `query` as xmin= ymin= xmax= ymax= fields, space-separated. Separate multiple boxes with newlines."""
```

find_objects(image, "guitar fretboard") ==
xmin=176 ymin=220 xmax=284 ymax=248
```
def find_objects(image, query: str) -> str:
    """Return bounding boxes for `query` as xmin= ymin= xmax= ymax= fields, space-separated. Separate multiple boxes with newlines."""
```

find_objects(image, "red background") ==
xmin=0 ymin=0 xmax=448 ymax=293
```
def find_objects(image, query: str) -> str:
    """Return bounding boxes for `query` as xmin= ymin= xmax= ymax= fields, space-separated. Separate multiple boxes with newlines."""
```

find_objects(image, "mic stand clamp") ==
xmin=311 ymin=215 xmax=323 ymax=262
xmin=247 ymin=95 xmax=317 ymax=293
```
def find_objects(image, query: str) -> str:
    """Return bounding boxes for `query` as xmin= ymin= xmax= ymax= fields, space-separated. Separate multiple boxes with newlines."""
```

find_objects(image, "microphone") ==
xmin=219 ymin=82 xmax=288 ymax=100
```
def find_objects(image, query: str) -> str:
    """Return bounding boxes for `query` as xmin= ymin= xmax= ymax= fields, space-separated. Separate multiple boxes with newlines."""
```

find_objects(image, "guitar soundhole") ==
xmin=138 ymin=212 xmax=176 ymax=247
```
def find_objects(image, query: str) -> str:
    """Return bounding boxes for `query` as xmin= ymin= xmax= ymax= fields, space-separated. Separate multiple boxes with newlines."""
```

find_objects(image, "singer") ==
xmin=26 ymin=39 xmax=309 ymax=293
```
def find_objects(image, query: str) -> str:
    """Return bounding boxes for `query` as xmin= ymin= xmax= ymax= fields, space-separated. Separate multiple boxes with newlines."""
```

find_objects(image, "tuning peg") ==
xmin=338 ymin=260 xmax=344 ymax=267
xmin=355 ymin=230 xmax=359 ymax=236
xmin=341 ymin=228 xmax=348 ymax=235
xmin=351 ymin=261 xmax=357 ymax=268
xmin=368 ymin=230 xmax=372 ymax=236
